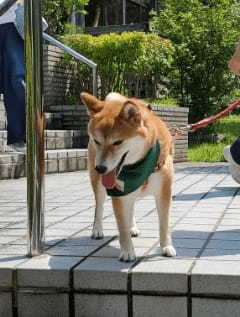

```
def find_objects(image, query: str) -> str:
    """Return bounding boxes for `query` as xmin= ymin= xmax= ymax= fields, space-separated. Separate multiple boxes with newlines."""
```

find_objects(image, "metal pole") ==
xmin=92 ymin=66 xmax=97 ymax=97
xmin=25 ymin=0 xmax=45 ymax=256
xmin=122 ymin=0 xmax=126 ymax=25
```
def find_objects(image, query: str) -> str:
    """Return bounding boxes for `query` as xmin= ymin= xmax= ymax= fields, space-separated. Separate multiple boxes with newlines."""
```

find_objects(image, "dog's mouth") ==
xmin=101 ymin=151 xmax=128 ymax=189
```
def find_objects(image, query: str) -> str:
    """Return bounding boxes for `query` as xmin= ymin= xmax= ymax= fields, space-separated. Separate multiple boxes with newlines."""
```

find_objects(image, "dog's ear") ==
xmin=119 ymin=101 xmax=141 ymax=127
xmin=80 ymin=92 xmax=103 ymax=116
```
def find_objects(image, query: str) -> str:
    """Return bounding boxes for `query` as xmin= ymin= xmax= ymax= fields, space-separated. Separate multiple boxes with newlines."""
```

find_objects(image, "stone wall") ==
xmin=43 ymin=44 xmax=94 ymax=107
xmin=85 ymin=23 xmax=147 ymax=35
xmin=154 ymin=106 xmax=189 ymax=163
xmin=46 ymin=103 xmax=189 ymax=163
xmin=43 ymin=44 xmax=70 ymax=107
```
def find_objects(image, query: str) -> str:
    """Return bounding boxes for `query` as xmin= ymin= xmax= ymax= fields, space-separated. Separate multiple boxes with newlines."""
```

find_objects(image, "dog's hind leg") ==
xmin=155 ymin=166 xmax=176 ymax=257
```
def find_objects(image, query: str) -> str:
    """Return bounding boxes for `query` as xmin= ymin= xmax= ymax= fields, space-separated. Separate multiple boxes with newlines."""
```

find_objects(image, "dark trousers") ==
xmin=230 ymin=136 xmax=240 ymax=165
xmin=0 ymin=23 xmax=25 ymax=144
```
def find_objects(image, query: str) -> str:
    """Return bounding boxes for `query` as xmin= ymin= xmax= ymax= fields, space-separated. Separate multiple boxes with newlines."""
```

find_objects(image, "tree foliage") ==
xmin=43 ymin=0 xmax=89 ymax=35
xmin=150 ymin=0 xmax=240 ymax=121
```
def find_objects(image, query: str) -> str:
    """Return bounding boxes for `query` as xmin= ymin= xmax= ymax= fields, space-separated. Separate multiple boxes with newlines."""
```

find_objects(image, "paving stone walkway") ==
xmin=0 ymin=162 xmax=240 ymax=317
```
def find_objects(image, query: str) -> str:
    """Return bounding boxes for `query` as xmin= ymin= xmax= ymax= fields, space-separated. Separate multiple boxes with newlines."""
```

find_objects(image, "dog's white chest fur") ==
xmin=140 ymin=170 xmax=163 ymax=197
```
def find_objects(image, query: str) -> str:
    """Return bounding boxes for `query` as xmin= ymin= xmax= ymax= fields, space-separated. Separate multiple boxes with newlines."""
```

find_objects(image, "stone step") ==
xmin=0 ymin=130 xmax=88 ymax=152
xmin=44 ymin=130 xmax=88 ymax=150
xmin=1 ymin=103 xmax=188 ymax=163
xmin=45 ymin=104 xmax=88 ymax=130
xmin=45 ymin=105 xmax=189 ymax=163
xmin=0 ymin=148 xmax=87 ymax=180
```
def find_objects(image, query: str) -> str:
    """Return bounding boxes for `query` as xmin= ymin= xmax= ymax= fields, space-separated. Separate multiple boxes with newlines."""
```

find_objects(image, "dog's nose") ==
xmin=95 ymin=165 xmax=107 ymax=174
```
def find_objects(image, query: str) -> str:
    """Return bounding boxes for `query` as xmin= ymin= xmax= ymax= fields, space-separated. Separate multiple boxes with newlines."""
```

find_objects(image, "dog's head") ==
xmin=81 ymin=92 xmax=152 ymax=188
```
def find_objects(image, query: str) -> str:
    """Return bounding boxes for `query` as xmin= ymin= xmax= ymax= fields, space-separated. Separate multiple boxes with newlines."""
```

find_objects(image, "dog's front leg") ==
xmin=90 ymin=164 xmax=106 ymax=239
xmin=112 ymin=196 xmax=136 ymax=262
xmin=128 ymin=208 xmax=140 ymax=237
xmin=156 ymin=196 xmax=176 ymax=257
xmin=92 ymin=182 xmax=106 ymax=239
xmin=155 ymin=168 xmax=176 ymax=257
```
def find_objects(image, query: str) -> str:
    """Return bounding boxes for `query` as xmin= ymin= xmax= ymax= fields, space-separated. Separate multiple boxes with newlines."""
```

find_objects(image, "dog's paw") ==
xmin=119 ymin=248 xmax=136 ymax=262
xmin=91 ymin=225 xmax=104 ymax=239
xmin=130 ymin=226 xmax=141 ymax=237
xmin=162 ymin=245 xmax=176 ymax=257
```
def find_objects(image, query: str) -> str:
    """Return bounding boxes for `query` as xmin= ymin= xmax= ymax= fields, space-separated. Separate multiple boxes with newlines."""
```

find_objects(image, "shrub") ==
xmin=61 ymin=32 xmax=174 ymax=101
xmin=150 ymin=0 xmax=240 ymax=121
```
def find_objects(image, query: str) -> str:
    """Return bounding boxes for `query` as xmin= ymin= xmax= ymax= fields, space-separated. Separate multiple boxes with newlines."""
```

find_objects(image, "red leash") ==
xmin=172 ymin=98 xmax=240 ymax=139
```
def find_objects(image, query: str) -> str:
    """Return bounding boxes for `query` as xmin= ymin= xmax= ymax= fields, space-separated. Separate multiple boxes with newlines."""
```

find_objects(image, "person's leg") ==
xmin=225 ymin=41 xmax=240 ymax=182
xmin=230 ymin=137 xmax=240 ymax=165
xmin=224 ymin=137 xmax=240 ymax=184
xmin=2 ymin=23 xmax=25 ymax=145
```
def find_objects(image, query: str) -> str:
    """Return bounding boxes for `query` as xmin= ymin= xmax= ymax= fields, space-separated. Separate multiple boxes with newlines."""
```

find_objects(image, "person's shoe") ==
xmin=9 ymin=142 xmax=26 ymax=154
xmin=224 ymin=145 xmax=240 ymax=184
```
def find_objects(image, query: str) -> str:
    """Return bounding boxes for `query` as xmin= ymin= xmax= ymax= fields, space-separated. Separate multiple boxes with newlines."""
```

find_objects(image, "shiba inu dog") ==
xmin=81 ymin=92 xmax=176 ymax=262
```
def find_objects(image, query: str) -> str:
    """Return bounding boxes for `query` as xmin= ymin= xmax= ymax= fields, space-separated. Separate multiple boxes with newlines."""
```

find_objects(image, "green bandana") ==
xmin=107 ymin=140 xmax=160 ymax=197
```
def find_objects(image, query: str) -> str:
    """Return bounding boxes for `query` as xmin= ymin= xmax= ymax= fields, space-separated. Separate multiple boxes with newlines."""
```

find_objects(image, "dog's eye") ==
xmin=113 ymin=140 xmax=123 ymax=146
xmin=94 ymin=139 xmax=101 ymax=145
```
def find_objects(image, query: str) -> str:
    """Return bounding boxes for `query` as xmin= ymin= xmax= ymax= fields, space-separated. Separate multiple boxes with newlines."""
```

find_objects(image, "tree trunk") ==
xmin=92 ymin=4 xmax=101 ymax=27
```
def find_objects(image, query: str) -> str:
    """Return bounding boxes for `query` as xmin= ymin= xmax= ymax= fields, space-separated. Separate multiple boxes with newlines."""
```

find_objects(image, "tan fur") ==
xmin=81 ymin=92 xmax=176 ymax=261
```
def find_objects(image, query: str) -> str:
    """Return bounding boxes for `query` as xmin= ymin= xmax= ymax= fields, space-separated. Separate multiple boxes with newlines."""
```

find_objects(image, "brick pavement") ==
xmin=0 ymin=162 xmax=239 ymax=316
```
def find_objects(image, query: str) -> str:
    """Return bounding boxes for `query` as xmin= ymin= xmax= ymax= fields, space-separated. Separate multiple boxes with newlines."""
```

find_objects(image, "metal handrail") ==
xmin=43 ymin=32 xmax=98 ymax=96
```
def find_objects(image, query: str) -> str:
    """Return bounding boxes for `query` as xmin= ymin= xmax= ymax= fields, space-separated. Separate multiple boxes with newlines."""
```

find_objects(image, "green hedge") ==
xmin=61 ymin=32 xmax=174 ymax=101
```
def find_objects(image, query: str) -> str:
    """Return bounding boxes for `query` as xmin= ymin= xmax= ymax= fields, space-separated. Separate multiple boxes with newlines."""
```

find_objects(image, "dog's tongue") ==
xmin=102 ymin=170 xmax=116 ymax=189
